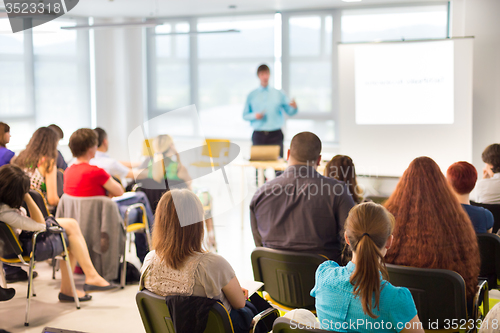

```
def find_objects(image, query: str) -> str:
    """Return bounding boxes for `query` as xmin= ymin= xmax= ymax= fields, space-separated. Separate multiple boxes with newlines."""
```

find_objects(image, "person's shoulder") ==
xmin=316 ymin=261 xmax=342 ymax=279
xmin=381 ymin=280 xmax=413 ymax=304
xmin=201 ymin=252 xmax=232 ymax=267
xmin=0 ymin=203 xmax=14 ymax=214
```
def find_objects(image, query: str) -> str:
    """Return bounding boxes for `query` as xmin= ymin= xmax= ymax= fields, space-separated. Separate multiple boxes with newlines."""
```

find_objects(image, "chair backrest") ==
xmin=251 ymin=248 xmax=327 ymax=310
xmin=57 ymin=169 xmax=64 ymax=198
xmin=386 ymin=264 xmax=468 ymax=329
xmin=135 ymin=289 xmax=233 ymax=333
xmin=0 ymin=221 xmax=23 ymax=259
xmin=203 ymin=139 xmax=231 ymax=159
xmin=55 ymin=194 xmax=125 ymax=281
xmin=477 ymin=233 xmax=500 ymax=289
xmin=272 ymin=317 xmax=330 ymax=333
xmin=471 ymin=201 xmax=500 ymax=233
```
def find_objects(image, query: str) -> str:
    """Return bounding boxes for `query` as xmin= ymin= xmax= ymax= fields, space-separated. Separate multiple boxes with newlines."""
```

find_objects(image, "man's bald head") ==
xmin=289 ymin=132 xmax=322 ymax=164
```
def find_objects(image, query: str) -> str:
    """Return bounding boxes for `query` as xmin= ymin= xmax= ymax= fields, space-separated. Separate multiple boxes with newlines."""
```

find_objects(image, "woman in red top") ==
xmin=64 ymin=129 xmax=124 ymax=197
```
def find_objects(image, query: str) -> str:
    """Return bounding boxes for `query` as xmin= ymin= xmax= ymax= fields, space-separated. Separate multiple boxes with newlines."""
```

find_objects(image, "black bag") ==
xmin=19 ymin=217 xmax=68 ymax=261
xmin=113 ymin=262 xmax=141 ymax=285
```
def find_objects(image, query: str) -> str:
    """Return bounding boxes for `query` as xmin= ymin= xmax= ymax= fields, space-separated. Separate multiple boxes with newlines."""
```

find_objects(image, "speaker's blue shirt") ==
xmin=311 ymin=261 xmax=418 ymax=332
xmin=242 ymin=85 xmax=298 ymax=131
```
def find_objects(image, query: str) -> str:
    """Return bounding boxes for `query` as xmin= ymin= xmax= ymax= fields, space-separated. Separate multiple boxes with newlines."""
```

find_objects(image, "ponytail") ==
xmin=350 ymin=234 xmax=388 ymax=319
xmin=345 ymin=202 xmax=394 ymax=319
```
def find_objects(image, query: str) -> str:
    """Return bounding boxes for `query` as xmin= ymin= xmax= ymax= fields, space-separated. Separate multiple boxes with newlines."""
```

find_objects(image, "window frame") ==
xmin=145 ymin=4 xmax=450 ymax=144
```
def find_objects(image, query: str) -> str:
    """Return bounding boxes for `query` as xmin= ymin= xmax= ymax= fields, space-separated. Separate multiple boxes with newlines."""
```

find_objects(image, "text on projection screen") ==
xmin=354 ymin=41 xmax=454 ymax=125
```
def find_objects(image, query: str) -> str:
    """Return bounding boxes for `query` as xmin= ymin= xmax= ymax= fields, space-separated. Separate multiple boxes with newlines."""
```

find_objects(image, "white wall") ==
xmin=93 ymin=18 xmax=146 ymax=162
xmin=451 ymin=0 xmax=500 ymax=170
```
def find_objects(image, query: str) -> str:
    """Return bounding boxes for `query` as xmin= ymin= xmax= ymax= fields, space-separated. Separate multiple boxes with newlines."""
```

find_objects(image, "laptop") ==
xmin=250 ymin=145 xmax=280 ymax=161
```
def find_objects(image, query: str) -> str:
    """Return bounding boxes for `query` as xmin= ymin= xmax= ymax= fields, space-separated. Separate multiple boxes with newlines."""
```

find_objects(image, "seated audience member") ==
xmin=8 ymin=127 xmax=60 ymax=281
xmin=0 ymin=165 xmax=117 ymax=302
xmin=324 ymin=155 xmax=364 ymax=204
xmin=447 ymin=161 xmax=494 ymax=234
xmin=384 ymin=157 xmax=480 ymax=306
xmin=64 ymin=128 xmax=124 ymax=198
xmin=140 ymin=189 xmax=256 ymax=333
xmin=15 ymin=127 xmax=62 ymax=210
xmin=250 ymin=132 xmax=355 ymax=263
xmin=311 ymin=203 xmax=423 ymax=333
xmin=64 ymin=128 xmax=154 ymax=263
xmin=147 ymin=134 xmax=191 ymax=188
xmin=90 ymin=127 xmax=135 ymax=180
xmin=48 ymin=124 xmax=68 ymax=171
xmin=475 ymin=144 xmax=500 ymax=204
xmin=0 ymin=122 xmax=14 ymax=167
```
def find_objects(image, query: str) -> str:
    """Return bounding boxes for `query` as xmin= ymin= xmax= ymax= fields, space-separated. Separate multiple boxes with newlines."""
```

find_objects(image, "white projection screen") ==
xmin=338 ymin=38 xmax=473 ymax=176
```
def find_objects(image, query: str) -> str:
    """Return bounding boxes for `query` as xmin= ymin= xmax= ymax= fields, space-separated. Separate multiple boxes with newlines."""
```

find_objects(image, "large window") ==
xmin=341 ymin=5 xmax=449 ymax=43
xmin=147 ymin=6 xmax=449 ymax=143
xmin=0 ymin=18 xmax=91 ymax=147
xmin=197 ymin=15 xmax=275 ymax=139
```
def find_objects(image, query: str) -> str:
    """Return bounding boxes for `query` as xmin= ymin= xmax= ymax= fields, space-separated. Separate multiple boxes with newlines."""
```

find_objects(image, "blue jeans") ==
xmin=230 ymin=301 xmax=260 ymax=333
xmin=114 ymin=192 xmax=154 ymax=263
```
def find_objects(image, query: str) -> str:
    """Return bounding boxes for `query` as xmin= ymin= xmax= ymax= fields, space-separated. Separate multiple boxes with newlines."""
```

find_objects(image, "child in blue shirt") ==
xmin=311 ymin=202 xmax=424 ymax=333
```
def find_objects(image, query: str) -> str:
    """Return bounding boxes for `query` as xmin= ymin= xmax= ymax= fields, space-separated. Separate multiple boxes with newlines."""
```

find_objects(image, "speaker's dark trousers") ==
xmin=251 ymin=129 xmax=284 ymax=178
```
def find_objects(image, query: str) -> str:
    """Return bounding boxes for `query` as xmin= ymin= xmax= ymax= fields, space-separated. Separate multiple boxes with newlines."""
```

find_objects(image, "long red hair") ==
xmin=384 ymin=156 xmax=480 ymax=300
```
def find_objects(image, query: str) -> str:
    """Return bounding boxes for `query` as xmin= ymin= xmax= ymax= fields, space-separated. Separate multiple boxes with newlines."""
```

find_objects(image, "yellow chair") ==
xmin=0 ymin=221 xmax=80 ymax=326
xmin=190 ymin=139 xmax=231 ymax=169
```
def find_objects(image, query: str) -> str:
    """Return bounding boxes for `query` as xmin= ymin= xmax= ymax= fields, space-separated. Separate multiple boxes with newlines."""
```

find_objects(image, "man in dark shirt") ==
xmin=250 ymin=132 xmax=355 ymax=263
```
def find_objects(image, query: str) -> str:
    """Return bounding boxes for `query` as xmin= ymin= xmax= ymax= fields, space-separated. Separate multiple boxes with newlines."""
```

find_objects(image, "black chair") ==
xmin=0 ymin=221 xmax=80 ymax=326
xmin=470 ymin=201 xmax=500 ymax=233
xmin=477 ymin=233 xmax=500 ymax=289
xmin=251 ymin=248 xmax=327 ymax=311
xmin=22 ymin=189 xmax=50 ymax=219
xmin=364 ymin=195 xmax=389 ymax=205
xmin=272 ymin=317 xmax=332 ymax=333
xmin=136 ymin=289 xmax=279 ymax=333
xmin=386 ymin=264 xmax=489 ymax=332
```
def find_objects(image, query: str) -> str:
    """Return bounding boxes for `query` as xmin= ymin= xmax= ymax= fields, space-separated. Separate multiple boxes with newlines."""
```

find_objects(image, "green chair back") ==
xmin=477 ymin=233 xmax=500 ymax=289
xmin=251 ymin=248 xmax=327 ymax=310
xmin=386 ymin=263 xmax=468 ymax=329
xmin=135 ymin=289 xmax=233 ymax=333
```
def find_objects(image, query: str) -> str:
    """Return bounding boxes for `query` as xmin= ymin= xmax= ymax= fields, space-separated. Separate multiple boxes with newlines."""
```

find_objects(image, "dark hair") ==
xmin=289 ymin=132 xmax=322 ymax=164
xmin=384 ymin=156 xmax=480 ymax=301
xmin=94 ymin=127 xmax=107 ymax=148
xmin=48 ymin=124 xmax=64 ymax=140
xmin=0 ymin=122 xmax=10 ymax=147
xmin=324 ymin=155 xmax=362 ymax=203
xmin=15 ymin=127 xmax=59 ymax=173
xmin=346 ymin=202 xmax=395 ymax=319
xmin=482 ymin=144 xmax=500 ymax=173
xmin=447 ymin=161 xmax=478 ymax=195
xmin=69 ymin=128 xmax=98 ymax=158
xmin=257 ymin=64 xmax=270 ymax=75
xmin=0 ymin=164 xmax=31 ymax=209
xmin=152 ymin=189 xmax=205 ymax=270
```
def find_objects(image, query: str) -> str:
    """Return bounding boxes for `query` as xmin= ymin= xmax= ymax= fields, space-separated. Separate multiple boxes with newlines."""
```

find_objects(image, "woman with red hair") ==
xmin=447 ymin=161 xmax=493 ymax=234
xmin=384 ymin=157 xmax=480 ymax=304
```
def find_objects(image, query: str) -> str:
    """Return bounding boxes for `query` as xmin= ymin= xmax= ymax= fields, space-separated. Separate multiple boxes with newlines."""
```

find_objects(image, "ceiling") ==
xmin=65 ymin=0 xmax=447 ymax=18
